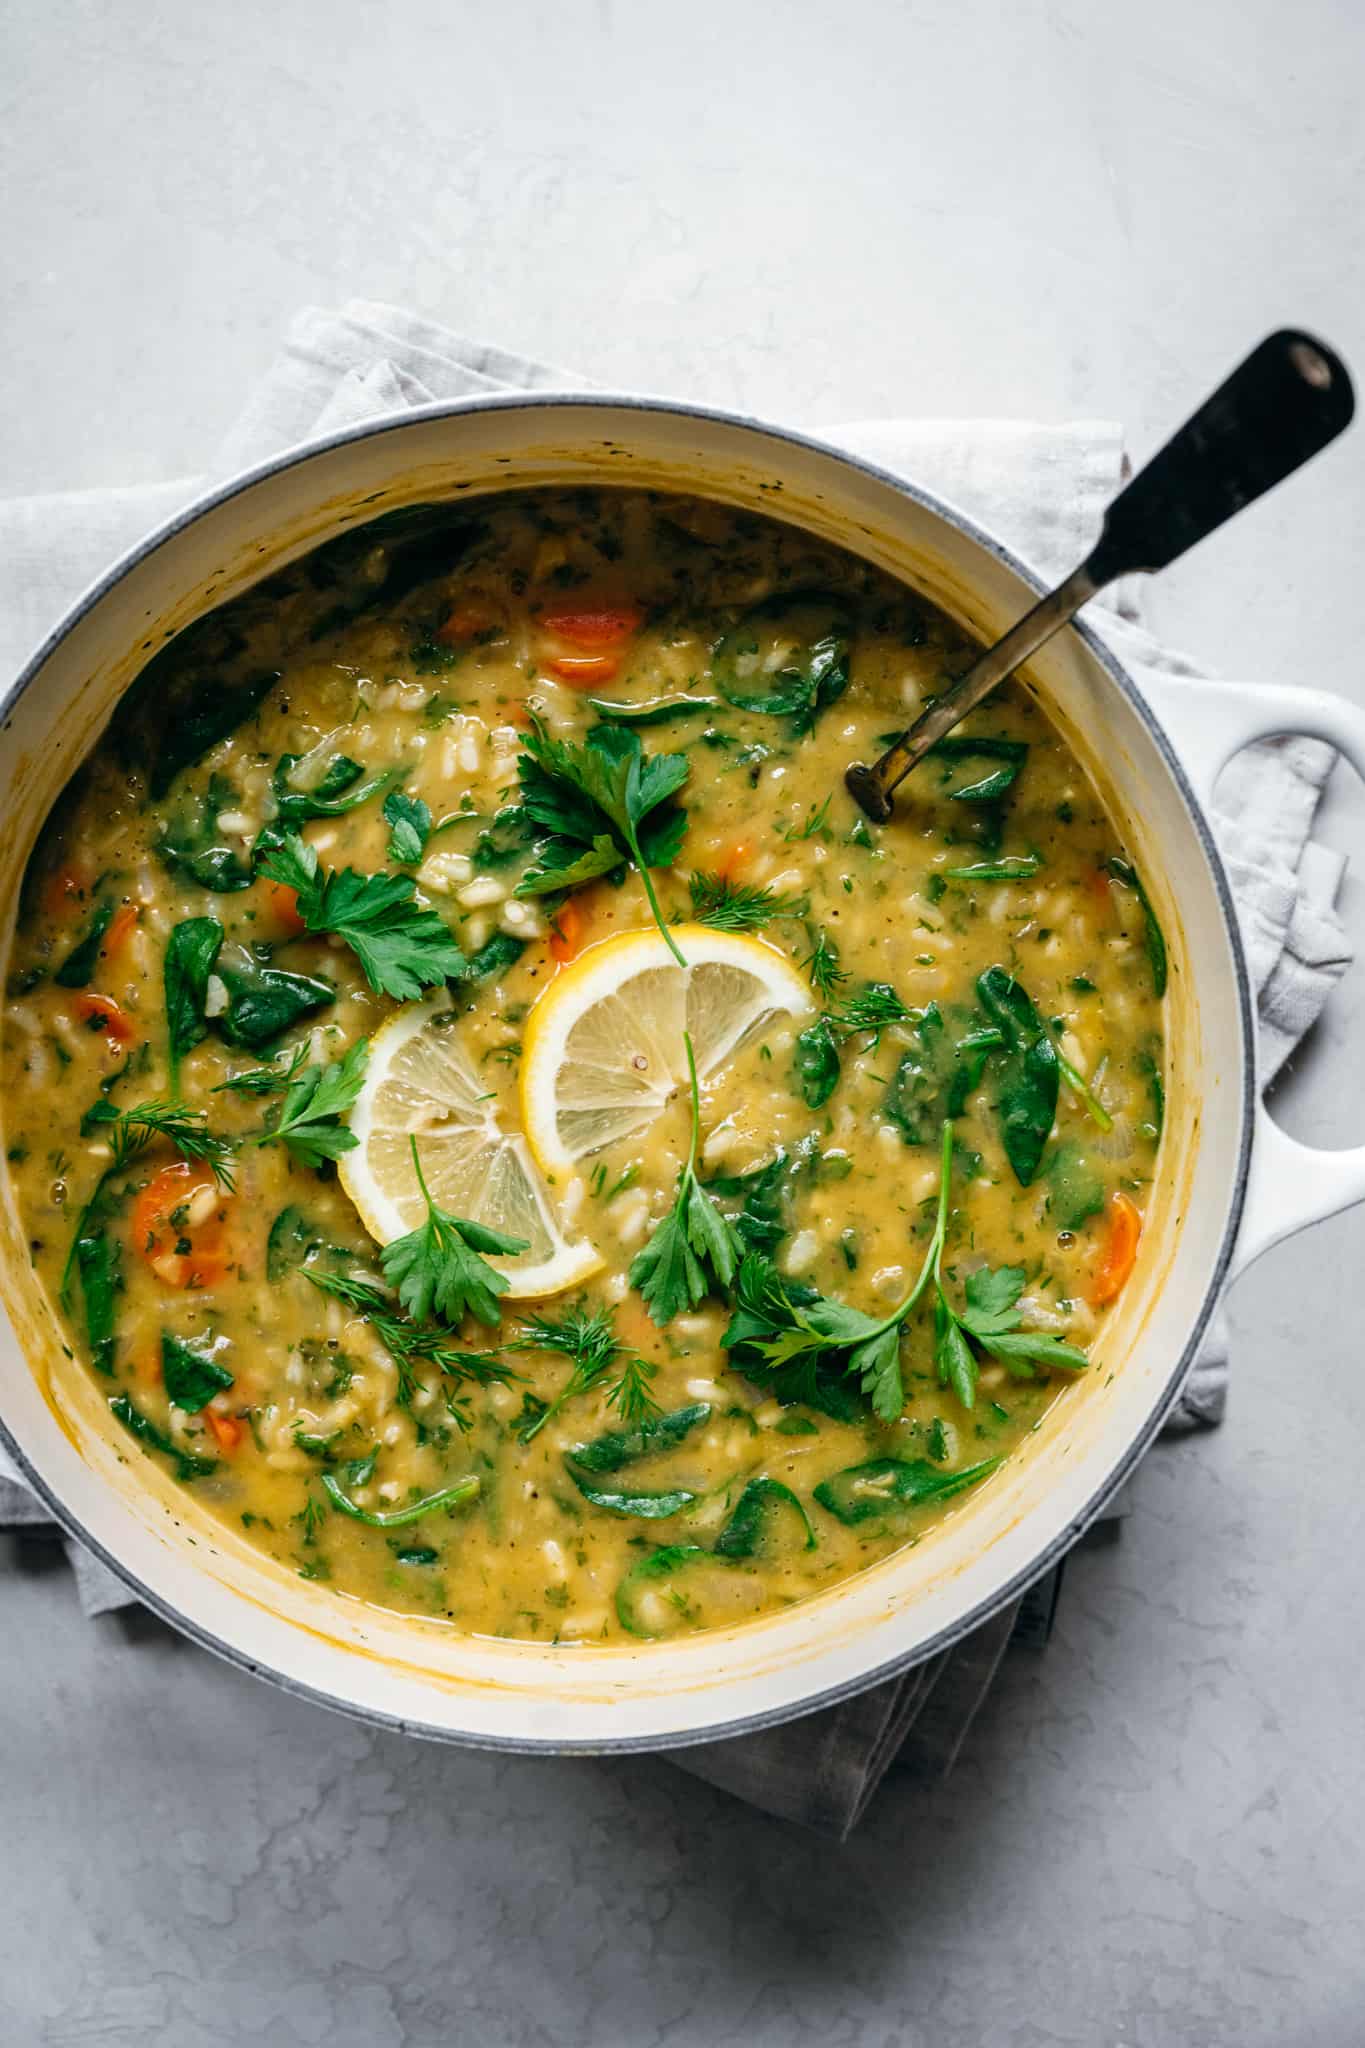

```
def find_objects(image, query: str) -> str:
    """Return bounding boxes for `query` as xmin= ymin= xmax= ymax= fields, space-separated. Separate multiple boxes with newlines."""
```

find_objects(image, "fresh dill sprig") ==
xmin=213 ymin=1042 xmax=310 ymax=1097
xmin=513 ymin=1303 xmax=620 ymax=1442
xmin=79 ymin=1097 xmax=238 ymax=1188
xmin=607 ymin=1355 xmax=661 ymax=1428
xmin=830 ymin=982 xmax=915 ymax=1049
xmin=685 ymin=872 xmax=807 ymax=934
xmin=800 ymin=923 xmax=847 ymax=1001
xmin=304 ymin=1268 xmax=518 ymax=1421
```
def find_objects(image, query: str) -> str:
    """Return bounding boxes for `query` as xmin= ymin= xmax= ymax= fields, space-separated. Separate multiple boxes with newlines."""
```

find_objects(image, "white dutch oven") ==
xmin=2 ymin=397 xmax=1363 ymax=1751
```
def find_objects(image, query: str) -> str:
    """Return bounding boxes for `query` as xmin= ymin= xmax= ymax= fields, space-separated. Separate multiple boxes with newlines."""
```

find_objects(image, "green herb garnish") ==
xmin=685 ymin=871 xmax=807 ymax=933
xmin=304 ymin=1269 xmax=518 ymax=1417
xmin=253 ymin=1038 xmax=368 ymax=1167
xmin=380 ymin=1136 xmax=528 ymax=1327
xmin=513 ymin=1303 xmax=621 ymax=1442
xmin=629 ymin=1033 xmax=740 ymax=1325
xmin=514 ymin=718 xmax=689 ymax=963
xmin=260 ymin=832 xmax=465 ymax=999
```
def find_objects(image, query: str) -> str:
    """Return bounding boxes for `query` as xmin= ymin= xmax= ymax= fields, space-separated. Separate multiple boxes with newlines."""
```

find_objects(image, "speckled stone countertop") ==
xmin=4 ymin=3 xmax=1365 ymax=2042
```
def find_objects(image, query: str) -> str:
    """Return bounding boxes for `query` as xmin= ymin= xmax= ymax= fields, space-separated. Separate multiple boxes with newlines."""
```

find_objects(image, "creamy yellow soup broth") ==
xmin=2 ymin=488 xmax=1166 ymax=1642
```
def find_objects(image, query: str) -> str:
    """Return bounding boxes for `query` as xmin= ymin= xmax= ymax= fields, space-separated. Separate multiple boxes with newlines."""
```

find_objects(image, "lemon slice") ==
xmin=520 ymin=924 xmax=815 ymax=1177
xmin=340 ymin=995 xmax=603 ymax=1301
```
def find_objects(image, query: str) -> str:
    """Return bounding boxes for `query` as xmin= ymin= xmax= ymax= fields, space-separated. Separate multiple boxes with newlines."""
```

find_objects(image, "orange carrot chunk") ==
xmin=541 ymin=606 xmax=642 ymax=651
xmin=544 ymin=652 xmax=622 ymax=688
xmin=100 ymin=903 xmax=139 ymax=958
xmin=549 ymin=898 xmax=586 ymax=965
xmin=131 ymin=1162 xmax=231 ymax=1290
xmin=205 ymin=1410 xmax=243 ymax=1454
xmin=43 ymin=866 xmax=91 ymax=918
xmin=265 ymin=880 xmax=307 ymax=936
xmin=712 ymin=839 xmax=753 ymax=883
xmin=73 ymin=992 xmax=136 ymax=1043
xmin=1091 ymin=1191 xmax=1142 ymax=1306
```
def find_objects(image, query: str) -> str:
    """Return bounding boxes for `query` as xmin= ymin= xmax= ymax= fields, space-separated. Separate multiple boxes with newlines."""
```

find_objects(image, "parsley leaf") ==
xmin=79 ymin=1096 xmax=238 ymax=1187
xmin=514 ymin=718 xmax=689 ymax=962
xmin=629 ymin=1033 xmax=740 ymax=1326
xmin=253 ymin=1037 xmax=368 ymax=1168
xmin=260 ymin=832 xmax=465 ymax=1000
xmin=380 ymin=1136 xmax=528 ymax=1327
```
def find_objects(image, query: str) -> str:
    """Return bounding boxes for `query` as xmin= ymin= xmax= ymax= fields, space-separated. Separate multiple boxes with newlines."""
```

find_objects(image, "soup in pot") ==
xmin=2 ymin=488 xmax=1167 ymax=1641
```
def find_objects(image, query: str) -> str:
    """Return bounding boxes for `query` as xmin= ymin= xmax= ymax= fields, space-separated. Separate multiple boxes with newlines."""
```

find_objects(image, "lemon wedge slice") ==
xmin=340 ymin=995 xmax=603 ymax=1301
xmin=519 ymin=924 xmax=814 ymax=1178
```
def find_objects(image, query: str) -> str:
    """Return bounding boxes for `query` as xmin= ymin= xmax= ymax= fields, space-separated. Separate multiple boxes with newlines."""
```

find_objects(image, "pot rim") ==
xmin=0 ymin=391 xmax=1257 ymax=1752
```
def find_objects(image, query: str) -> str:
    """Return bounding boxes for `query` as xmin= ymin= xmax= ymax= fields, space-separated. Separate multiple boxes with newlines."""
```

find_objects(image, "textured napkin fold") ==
xmin=0 ymin=303 xmax=1351 ymax=1834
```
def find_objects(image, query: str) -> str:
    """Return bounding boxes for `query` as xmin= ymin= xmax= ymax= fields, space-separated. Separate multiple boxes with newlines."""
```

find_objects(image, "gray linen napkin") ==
xmin=0 ymin=304 xmax=1351 ymax=1834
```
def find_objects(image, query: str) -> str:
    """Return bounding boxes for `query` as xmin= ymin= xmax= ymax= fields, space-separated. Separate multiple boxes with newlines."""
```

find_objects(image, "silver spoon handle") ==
xmin=844 ymin=562 xmax=1099 ymax=819
xmin=847 ymin=329 xmax=1354 ymax=822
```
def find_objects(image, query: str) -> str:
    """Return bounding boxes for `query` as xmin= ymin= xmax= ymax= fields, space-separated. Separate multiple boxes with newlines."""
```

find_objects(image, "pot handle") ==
xmin=1141 ymin=673 xmax=1365 ymax=1279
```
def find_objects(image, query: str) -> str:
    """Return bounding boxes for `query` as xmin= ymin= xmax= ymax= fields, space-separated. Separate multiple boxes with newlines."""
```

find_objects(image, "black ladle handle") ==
xmin=846 ymin=329 xmax=1354 ymax=822
xmin=1085 ymin=329 xmax=1354 ymax=583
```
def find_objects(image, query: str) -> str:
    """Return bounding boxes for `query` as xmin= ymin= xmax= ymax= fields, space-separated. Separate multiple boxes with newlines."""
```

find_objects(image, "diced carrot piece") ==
xmin=73 ymin=992 xmax=135 ymax=1043
xmin=100 ymin=903 xmax=139 ymax=958
xmin=1087 ymin=866 xmax=1113 ymax=908
xmin=541 ymin=606 xmax=642 ymax=651
xmin=545 ymin=652 xmax=622 ymax=688
xmin=43 ymin=866 xmax=91 ymax=917
xmin=1091 ymin=1191 xmax=1142 ymax=1306
xmin=205 ymin=1409 xmax=243 ymax=1453
xmin=438 ymin=599 xmax=501 ymax=644
xmin=549 ymin=898 xmax=586 ymax=966
xmin=265 ymin=880 xmax=307 ymax=936
xmin=712 ymin=839 xmax=753 ymax=883
xmin=131 ymin=1162 xmax=231 ymax=1290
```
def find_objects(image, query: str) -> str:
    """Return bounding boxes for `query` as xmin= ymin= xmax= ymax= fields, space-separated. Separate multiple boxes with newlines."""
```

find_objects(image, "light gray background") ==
xmin=4 ymin=3 xmax=1365 ymax=2043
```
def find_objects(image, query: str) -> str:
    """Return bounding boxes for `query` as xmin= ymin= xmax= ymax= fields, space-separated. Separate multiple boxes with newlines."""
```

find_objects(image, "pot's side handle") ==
xmin=1142 ymin=674 xmax=1365 ymax=1279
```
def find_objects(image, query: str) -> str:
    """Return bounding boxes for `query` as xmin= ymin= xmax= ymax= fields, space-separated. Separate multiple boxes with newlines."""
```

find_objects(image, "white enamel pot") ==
xmin=2 ymin=396 xmax=1364 ymax=1752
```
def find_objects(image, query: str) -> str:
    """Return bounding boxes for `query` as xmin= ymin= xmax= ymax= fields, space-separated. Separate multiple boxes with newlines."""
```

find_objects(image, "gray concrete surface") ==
xmin=4 ymin=2 xmax=1365 ymax=2042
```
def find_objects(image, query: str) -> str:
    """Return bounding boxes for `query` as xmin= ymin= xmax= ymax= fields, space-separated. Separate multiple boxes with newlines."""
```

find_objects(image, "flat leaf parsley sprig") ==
xmin=630 ymin=1033 xmax=740 ymax=1326
xmin=260 ymin=831 xmax=465 ymax=999
xmin=513 ymin=718 xmax=690 ymax=964
xmin=250 ymin=1037 xmax=369 ymax=1168
xmin=380 ymin=1136 xmax=529 ymax=1327
xmin=723 ymin=1120 xmax=1088 ymax=1422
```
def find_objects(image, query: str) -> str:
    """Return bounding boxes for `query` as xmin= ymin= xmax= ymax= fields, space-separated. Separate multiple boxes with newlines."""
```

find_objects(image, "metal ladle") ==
xmin=845 ymin=330 xmax=1355 ymax=822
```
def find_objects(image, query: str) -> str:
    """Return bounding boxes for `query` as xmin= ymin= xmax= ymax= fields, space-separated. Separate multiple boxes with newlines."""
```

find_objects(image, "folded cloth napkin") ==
xmin=0 ymin=304 xmax=1351 ymax=1835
